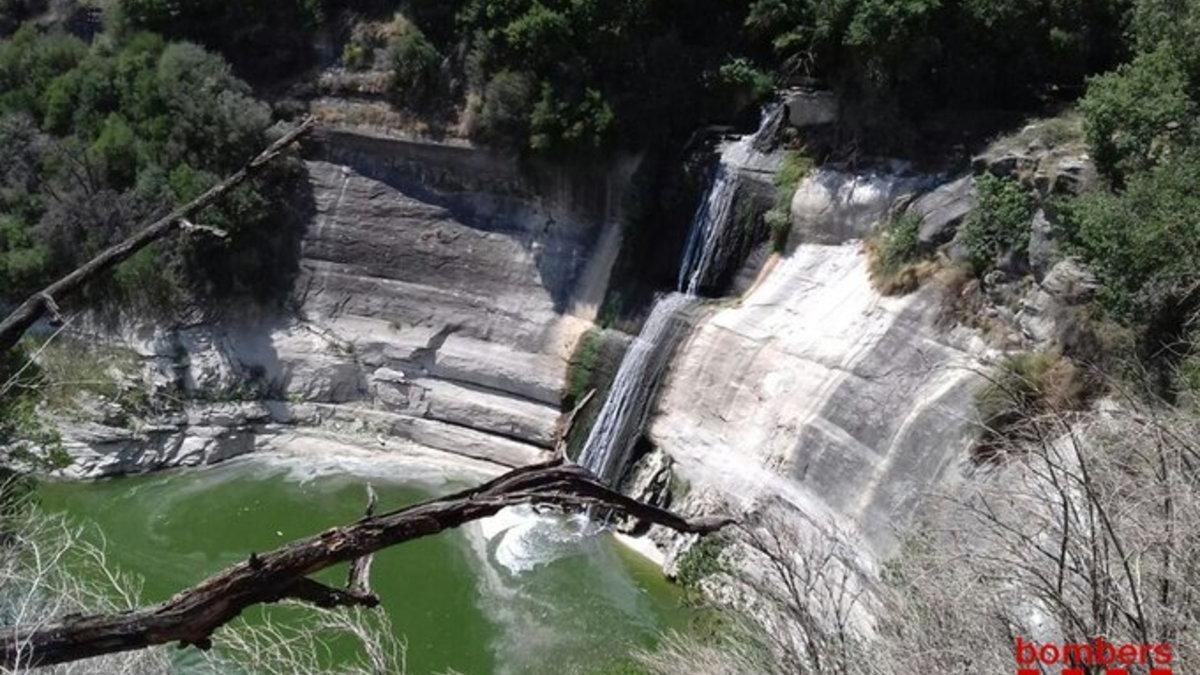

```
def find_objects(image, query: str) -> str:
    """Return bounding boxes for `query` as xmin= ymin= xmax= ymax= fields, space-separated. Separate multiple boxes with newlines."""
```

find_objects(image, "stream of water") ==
xmin=38 ymin=454 xmax=692 ymax=674
xmin=578 ymin=102 xmax=783 ymax=485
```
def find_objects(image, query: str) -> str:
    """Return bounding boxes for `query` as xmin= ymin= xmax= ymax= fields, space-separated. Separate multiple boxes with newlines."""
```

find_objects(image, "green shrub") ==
xmin=0 ymin=30 xmax=288 ymax=310
xmin=457 ymin=0 xmax=756 ymax=155
xmin=342 ymin=41 xmax=372 ymax=71
xmin=0 ymin=213 xmax=48 ymax=295
xmin=765 ymin=208 xmax=791 ymax=253
xmin=960 ymin=174 xmax=1034 ymax=272
xmin=1130 ymin=0 xmax=1200 ymax=88
xmin=746 ymin=0 xmax=1127 ymax=140
xmin=113 ymin=244 xmax=183 ymax=310
xmin=867 ymin=211 xmax=937 ymax=295
xmin=765 ymin=149 xmax=812 ymax=253
xmin=0 ymin=26 xmax=87 ymax=119
xmin=529 ymin=84 xmax=615 ymax=156
xmin=975 ymin=349 xmax=1089 ymax=459
xmin=116 ymin=0 xmax=322 ymax=76
xmin=91 ymin=114 xmax=138 ymax=188
xmin=676 ymin=535 xmax=727 ymax=589
xmin=716 ymin=57 xmax=774 ymax=108
xmin=476 ymin=70 xmax=534 ymax=145
xmin=1080 ymin=47 xmax=1197 ymax=184
xmin=877 ymin=211 xmax=922 ymax=271
xmin=1058 ymin=151 xmax=1200 ymax=319
xmin=500 ymin=2 xmax=571 ymax=68
xmin=774 ymin=149 xmax=813 ymax=192
xmin=389 ymin=28 xmax=440 ymax=105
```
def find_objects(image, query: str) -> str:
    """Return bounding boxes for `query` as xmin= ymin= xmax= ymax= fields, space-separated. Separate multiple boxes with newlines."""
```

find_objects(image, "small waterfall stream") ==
xmin=577 ymin=292 xmax=695 ymax=483
xmin=677 ymin=102 xmax=783 ymax=296
xmin=579 ymin=102 xmax=783 ymax=485
xmin=677 ymin=166 xmax=737 ymax=295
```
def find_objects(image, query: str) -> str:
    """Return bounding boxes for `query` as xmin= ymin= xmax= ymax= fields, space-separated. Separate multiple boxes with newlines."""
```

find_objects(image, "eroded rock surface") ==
xmin=652 ymin=243 xmax=985 ymax=554
xmin=55 ymin=130 xmax=639 ymax=476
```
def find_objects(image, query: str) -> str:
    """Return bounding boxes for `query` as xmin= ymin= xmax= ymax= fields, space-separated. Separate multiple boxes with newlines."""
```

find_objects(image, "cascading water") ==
xmin=578 ymin=102 xmax=784 ymax=484
xmin=677 ymin=102 xmax=783 ymax=296
xmin=485 ymin=102 xmax=783 ymax=570
xmin=576 ymin=292 xmax=695 ymax=483
xmin=677 ymin=166 xmax=738 ymax=295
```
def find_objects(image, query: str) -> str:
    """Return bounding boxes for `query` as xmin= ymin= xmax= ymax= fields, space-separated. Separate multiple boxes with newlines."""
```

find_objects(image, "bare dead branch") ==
xmin=554 ymin=388 xmax=595 ymax=459
xmin=0 ymin=459 xmax=732 ymax=669
xmin=178 ymin=218 xmax=230 ymax=240
xmin=346 ymin=485 xmax=378 ymax=602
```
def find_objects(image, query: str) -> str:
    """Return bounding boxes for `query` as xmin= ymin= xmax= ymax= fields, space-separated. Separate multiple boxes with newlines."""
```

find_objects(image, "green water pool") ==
xmin=37 ymin=453 xmax=691 ymax=674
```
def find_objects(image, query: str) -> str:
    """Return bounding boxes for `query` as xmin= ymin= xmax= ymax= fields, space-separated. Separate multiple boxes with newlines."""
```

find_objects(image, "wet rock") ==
xmin=650 ymin=242 xmax=986 ymax=555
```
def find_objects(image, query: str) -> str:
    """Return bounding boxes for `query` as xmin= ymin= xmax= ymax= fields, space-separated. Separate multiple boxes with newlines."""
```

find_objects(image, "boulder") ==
xmin=1041 ymin=259 xmax=1099 ymax=304
xmin=910 ymin=176 xmax=977 ymax=248
xmin=790 ymin=167 xmax=925 ymax=244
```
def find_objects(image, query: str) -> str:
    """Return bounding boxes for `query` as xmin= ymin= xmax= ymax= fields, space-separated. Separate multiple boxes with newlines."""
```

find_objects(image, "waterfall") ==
xmin=578 ymin=102 xmax=784 ymax=487
xmin=750 ymin=102 xmax=785 ymax=153
xmin=578 ymin=292 xmax=695 ymax=483
xmin=677 ymin=165 xmax=738 ymax=295
xmin=676 ymin=102 xmax=783 ymax=295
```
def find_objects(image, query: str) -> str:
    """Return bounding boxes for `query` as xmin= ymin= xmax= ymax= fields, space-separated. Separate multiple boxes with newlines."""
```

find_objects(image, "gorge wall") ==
xmin=59 ymin=108 xmax=1009 ymax=571
xmin=59 ymin=127 xmax=639 ymax=477
xmin=648 ymin=166 xmax=990 ymax=557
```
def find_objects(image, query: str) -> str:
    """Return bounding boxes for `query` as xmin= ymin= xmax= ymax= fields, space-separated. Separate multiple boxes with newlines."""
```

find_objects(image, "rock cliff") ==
xmin=56 ymin=127 xmax=639 ymax=476
xmin=650 ymin=169 xmax=989 ymax=555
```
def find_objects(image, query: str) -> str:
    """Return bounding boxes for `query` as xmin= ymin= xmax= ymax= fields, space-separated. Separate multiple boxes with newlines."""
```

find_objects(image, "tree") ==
xmin=388 ymin=28 xmax=441 ymax=106
xmin=1059 ymin=150 xmax=1200 ymax=319
xmin=1080 ymin=47 xmax=1197 ymax=183
xmin=0 ymin=117 xmax=315 ymax=355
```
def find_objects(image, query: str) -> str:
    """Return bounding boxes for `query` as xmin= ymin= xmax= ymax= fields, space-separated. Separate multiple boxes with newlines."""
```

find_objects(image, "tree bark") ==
xmin=0 ymin=117 xmax=317 ymax=355
xmin=0 ymin=459 xmax=731 ymax=669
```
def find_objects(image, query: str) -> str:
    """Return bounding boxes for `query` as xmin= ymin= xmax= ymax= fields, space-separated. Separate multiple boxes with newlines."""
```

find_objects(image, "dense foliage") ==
xmin=457 ymin=0 xmax=757 ymax=155
xmin=744 ymin=0 xmax=1128 ymax=134
xmin=0 ymin=27 xmax=299 ymax=310
xmin=1060 ymin=151 xmax=1200 ymax=319
xmin=1062 ymin=0 xmax=1200 ymax=356
xmin=114 ymin=0 xmax=324 ymax=78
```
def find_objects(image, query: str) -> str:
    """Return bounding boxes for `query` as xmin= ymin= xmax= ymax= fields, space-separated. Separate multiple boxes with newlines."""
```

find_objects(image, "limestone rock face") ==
xmin=651 ymin=242 xmax=986 ymax=555
xmin=972 ymin=121 xmax=1098 ymax=197
xmin=785 ymin=90 xmax=838 ymax=128
xmin=790 ymin=167 xmax=927 ymax=244
xmin=55 ymin=130 xmax=638 ymax=473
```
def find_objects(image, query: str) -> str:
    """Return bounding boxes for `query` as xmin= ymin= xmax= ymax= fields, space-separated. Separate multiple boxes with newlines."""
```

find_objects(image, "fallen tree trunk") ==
xmin=0 ymin=117 xmax=317 ymax=355
xmin=0 ymin=459 xmax=731 ymax=669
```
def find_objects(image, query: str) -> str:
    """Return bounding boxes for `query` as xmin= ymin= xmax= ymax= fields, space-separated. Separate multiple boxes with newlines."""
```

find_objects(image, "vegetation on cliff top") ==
xmin=0 ymin=27 xmax=302 ymax=311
